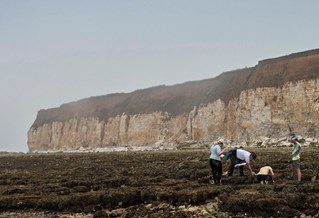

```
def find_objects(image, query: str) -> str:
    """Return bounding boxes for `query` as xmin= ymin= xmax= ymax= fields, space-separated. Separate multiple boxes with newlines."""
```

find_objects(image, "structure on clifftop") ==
xmin=28 ymin=49 xmax=319 ymax=152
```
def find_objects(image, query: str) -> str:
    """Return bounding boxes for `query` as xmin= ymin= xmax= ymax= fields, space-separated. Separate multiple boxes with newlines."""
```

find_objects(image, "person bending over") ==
xmin=227 ymin=148 xmax=257 ymax=177
xmin=256 ymin=166 xmax=275 ymax=184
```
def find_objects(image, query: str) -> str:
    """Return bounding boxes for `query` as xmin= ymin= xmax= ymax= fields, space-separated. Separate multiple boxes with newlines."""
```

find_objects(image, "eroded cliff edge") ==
xmin=28 ymin=49 xmax=319 ymax=152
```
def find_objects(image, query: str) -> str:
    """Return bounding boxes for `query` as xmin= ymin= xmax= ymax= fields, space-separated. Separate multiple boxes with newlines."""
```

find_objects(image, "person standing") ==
xmin=227 ymin=148 xmax=257 ymax=177
xmin=209 ymin=139 xmax=227 ymax=185
xmin=291 ymin=136 xmax=302 ymax=183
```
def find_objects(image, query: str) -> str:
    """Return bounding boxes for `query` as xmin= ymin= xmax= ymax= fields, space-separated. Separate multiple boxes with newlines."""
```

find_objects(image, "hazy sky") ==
xmin=1 ymin=1 xmax=319 ymax=152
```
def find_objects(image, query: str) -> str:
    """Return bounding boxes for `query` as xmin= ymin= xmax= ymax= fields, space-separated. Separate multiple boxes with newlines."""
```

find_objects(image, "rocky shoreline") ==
xmin=1 ymin=148 xmax=319 ymax=217
xmin=28 ymin=136 xmax=319 ymax=154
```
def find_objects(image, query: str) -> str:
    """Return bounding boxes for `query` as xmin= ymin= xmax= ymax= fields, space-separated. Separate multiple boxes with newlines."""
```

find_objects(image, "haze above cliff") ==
xmin=32 ymin=49 xmax=319 ymax=128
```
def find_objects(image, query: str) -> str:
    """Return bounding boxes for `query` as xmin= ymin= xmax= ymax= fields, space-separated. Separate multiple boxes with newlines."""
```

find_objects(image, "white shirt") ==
xmin=236 ymin=149 xmax=251 ymax=163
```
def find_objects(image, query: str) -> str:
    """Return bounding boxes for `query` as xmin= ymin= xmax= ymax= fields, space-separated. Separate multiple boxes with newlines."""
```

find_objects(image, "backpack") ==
xmin=225 ymin=148 xmax=240 ymax=164
xmin=226 ymin=148 xmax=238 ymax=160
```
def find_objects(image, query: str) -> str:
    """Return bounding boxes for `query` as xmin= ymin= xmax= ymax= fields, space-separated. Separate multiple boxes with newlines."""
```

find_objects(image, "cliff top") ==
xmin=32 ymin=49 xmax=319 ymax=128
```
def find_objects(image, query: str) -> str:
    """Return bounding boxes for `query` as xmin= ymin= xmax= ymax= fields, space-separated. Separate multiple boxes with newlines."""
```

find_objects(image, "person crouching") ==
xmin=256 ymin=166 xmax=275 ymax=184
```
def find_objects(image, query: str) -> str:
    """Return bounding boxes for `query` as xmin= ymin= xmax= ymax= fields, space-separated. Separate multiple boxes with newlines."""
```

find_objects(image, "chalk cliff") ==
xmin=28 ymin=49 xmax=319 ymax=152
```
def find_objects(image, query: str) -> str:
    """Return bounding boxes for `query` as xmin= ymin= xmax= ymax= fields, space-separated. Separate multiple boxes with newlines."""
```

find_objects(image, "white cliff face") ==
xmin=190 ymin=100 xmax=226 ymax=141
xmin=233 ymin=79 xmax=319 ymax=141
xmin=28 ymin=79 xmax=319 ymax=152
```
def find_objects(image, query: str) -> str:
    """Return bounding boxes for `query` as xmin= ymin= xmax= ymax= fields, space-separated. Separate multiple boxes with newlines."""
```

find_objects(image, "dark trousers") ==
xmin=228 ymin=149 xmax=245 ymax=176
xmin=209 ymin=159 xmax=222 ymax=184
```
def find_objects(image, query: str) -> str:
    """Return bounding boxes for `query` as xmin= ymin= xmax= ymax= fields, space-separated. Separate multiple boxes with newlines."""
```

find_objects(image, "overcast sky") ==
xmin=1 ymin=1 xmax=319 ymax=152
